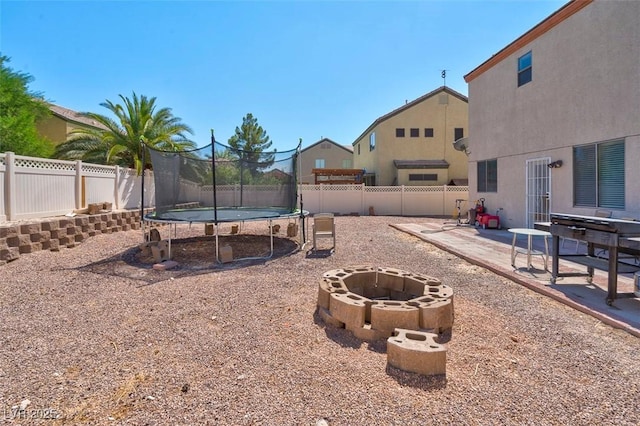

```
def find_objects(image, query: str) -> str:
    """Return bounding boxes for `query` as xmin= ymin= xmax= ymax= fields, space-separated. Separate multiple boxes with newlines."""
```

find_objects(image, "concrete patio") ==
xmin=391 ymin=219 xmax=640 ymax=337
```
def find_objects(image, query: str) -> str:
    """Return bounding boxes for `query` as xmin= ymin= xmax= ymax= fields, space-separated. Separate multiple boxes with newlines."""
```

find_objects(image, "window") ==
xmin=454 ymin=128 xmax=464 ymax=141
xmin=477 ymin=159 xmax=497 ymax=192
xmin=574 ymin=140 xmax=625 ymax=209
xmin=409 ymin=173 xmax=437 ymax=181
xmin=396 ymin=128 xmax=405 ymax=137
xmin=369 ymin=132 xmax=376 ymax=151
xmin=410 ymin=128 xmax=419 ymax=137
xmin=518 ymin=51 xmax=532 ymax=87
xmin=342 ymin=159 xmax=352 ymax=168
xmin=424 ymin=128 xmax=434 ymax=138
xmin=315 ymin=159 xmax=325 ymax=168
xmin=357 ymin=144 xmax=360 ymax=155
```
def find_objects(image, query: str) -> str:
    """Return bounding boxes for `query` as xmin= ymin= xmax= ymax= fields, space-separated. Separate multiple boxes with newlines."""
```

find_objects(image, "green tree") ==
xmin=228 ymin=113 xmax=274 ymax=181
xmin=213 ymin=148 xmax=240 ymax=185
xmin=53 ymin=92 xmax=196 ymax=174
xmin=0 ymin=55 xmax=54 ymax=157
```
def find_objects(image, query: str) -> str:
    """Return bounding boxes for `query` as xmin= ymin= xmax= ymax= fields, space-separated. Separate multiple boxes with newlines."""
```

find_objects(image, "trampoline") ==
xmin=145 ymin=207 xmax=299 ymax=223
xmin=141 ymin=131 xmax=307 ymax=262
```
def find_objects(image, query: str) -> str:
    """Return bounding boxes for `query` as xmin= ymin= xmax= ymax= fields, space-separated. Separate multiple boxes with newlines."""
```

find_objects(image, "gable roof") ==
xmin=48 ymin=104 xmax=109 ymax=130
xmin=301 ymin=137 xmax=353 ymax=154
xmin=352 ymin=86 xmax=468 ymax=146
xmin=464 ymin=0 xmax=593 ymax=83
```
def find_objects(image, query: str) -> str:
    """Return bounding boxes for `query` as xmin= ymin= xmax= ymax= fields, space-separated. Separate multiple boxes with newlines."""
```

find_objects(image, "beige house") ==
xmin=464 ymin=0 xmax=640 ymax=228
xmin=352 ymin=86 xmax=469 ymax=186
xmin=299 ymin=138 xmax=353 ymax=184
xmin=36 ymin=104 xmax=107 ymax=145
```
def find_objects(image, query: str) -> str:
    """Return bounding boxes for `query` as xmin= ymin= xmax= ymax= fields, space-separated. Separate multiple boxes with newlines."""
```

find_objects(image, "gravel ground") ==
xmin=0 ymin=215 xmax=638 ymax=425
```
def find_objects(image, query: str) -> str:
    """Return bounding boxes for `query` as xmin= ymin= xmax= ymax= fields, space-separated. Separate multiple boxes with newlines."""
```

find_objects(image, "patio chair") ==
xmin=312 ymin=213 xmax=336 ymax=252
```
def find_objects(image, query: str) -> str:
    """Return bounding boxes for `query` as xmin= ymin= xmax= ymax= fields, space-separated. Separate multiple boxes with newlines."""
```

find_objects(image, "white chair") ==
xmin=312 ymin=213 xmax=336 ymax=252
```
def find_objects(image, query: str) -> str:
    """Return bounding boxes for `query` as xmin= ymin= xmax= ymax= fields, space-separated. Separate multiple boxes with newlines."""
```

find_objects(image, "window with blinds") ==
xmin=477 ymin=159 xmax=497 ymax=193
xmin=573 ymin=140 xmax=624 ymax=209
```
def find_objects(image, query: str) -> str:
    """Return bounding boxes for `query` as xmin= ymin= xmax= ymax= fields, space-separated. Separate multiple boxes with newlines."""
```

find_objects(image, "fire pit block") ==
xmin=371 ymin=302 xmax=419 ymax=336
xmin=387 ymin=329 xmax=446 ymax=376
xmin=376 ymin=267 xmax=407 ymax=292
xmin=410 ymin=296 xmax=454 ymax=332
xmin=317 ymin=306 xmax=345 ymax=329
xmin=317 ymin=278 xmax=348 ymax=310
xmin=329 ymin=293 xmax=366 ymax=329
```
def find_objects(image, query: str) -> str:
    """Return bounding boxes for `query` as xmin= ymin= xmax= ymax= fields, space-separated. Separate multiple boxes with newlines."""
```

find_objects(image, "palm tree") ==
xmin=53 ymin=92 xmax=196 ymax=174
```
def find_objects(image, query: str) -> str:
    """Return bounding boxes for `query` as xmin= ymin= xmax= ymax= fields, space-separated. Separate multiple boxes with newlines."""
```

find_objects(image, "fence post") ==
xmin=361 ymin=183 xmax=365 ymax=216
xmin=401 ymin=185 xmax=405 ymax=216
xmin=114 ymin=165 xmax=120 ymax=210
xmin=5 ymin=152 xmax=16 ymax=221
xmin=442 ymin=185 xmax=446 ymax=216
xmin=74 ymin=160 xmax=82 ymax=210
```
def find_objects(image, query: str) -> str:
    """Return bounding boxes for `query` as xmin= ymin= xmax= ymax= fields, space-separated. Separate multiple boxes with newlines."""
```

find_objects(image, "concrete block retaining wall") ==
xmin=0 ymin=210 xmax=143 ymax=265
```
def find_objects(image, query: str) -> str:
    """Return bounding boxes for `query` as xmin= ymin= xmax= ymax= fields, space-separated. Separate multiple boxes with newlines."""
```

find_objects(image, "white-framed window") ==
xmin=315 ymin=159 xmax=325 ymax=168
xmin=342 ymin=159 xmax=352 ymax=168
xmin=369 ymin=132 xmax=376 ymax=151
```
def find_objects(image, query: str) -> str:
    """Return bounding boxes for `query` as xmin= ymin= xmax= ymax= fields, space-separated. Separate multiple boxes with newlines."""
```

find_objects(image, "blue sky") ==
xmin=1 ymin=0 xmax=566 ymax=152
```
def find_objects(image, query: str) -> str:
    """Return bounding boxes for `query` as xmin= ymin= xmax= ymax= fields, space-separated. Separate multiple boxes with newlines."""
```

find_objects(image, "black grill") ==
xmin=549 ymin=213 xmax=640 ymax=305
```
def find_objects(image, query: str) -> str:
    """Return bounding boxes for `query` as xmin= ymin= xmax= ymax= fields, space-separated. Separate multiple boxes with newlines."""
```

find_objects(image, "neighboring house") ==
xmin=352 ymin=86 xmax=469 ymax=186
xmin=299 ymin=138 xmax=354 ymax=184
xmin=464 ymin=0 xmax=640 ymax=228
xmin=36 ymin=104 xmax=107 ymax=145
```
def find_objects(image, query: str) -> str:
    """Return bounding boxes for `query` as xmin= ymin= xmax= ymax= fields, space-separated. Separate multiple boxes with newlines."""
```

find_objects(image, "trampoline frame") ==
xmin=143 ymin=208 xmax=307 ymax=262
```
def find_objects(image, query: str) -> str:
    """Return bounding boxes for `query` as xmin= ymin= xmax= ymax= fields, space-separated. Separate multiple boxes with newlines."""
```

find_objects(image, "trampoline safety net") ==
xmin=145 ymin=138 xmax=299 ymax=223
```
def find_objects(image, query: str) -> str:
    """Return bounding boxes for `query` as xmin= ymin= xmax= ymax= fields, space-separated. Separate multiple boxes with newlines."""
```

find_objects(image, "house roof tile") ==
xmin=48 ymin=104 xmax=109 ymax=130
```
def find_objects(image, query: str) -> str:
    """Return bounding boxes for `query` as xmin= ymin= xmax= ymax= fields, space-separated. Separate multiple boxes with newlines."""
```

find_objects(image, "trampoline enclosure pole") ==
xmin=211 ymin=129 xmax=218 ymax=225
xmin=140 ymin=138 xmax=146 ymax=241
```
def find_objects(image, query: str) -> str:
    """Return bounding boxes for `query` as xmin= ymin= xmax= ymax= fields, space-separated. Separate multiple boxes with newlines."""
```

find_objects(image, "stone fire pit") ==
xmin=317 ymin=266 xmax=454 ymax=376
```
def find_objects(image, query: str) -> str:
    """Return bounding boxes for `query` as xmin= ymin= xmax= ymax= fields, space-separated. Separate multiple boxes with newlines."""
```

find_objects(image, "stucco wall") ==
xmin=468 ymin=0 xmax=640 ymax=227
xmin=35 ymin=115 xmax=69 ymax=145
xmin=300 ymin=141 xmax=353 ymax=184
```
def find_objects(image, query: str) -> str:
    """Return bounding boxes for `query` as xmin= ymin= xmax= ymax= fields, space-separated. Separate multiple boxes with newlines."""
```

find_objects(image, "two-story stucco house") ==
xmin=299 ymin=138 xmax=353 ymax=184
xmin=352 ymin=86 xmax=469 ymax=186
xmin=36 ymin=104 xmax=107 ymax=145
xmin=464 ymin=0 xmax=640 ymax=228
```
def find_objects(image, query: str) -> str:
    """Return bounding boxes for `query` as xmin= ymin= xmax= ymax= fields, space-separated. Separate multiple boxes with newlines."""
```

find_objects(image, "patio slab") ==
xmin=392 ymin=220 xmax=640 ymax=337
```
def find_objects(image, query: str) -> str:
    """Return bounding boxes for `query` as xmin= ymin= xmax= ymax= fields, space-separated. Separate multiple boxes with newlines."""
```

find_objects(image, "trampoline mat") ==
xmin=146 ymin=207 xmax=295 ymax=223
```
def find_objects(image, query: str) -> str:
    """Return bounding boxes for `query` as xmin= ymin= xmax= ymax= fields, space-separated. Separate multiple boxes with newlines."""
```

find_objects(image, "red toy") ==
xmin=473 ymin=199 xmax=502 ymax=229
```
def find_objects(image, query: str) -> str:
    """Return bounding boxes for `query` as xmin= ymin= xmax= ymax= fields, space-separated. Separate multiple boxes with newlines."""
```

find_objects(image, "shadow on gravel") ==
xmin=385 ymin=365 xmax=448 ymax=390
xmin=75 ymin=234 xmax=301 ymax=286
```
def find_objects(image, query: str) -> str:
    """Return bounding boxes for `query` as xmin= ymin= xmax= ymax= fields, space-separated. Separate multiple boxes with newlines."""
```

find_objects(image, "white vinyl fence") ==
xmin=299 ymin=184 xmax=468 ymax=217
xmin=0 ymin=152 xmax=155 ymax=222
xmin=0 ymin=152 xmax=468 ymax=222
